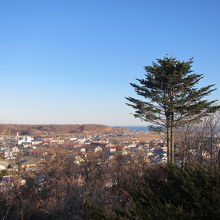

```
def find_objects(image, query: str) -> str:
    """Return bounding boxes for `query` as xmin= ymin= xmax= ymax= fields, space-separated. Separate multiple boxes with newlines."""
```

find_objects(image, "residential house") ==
xmin=32 ymin=139 xmax=43 ymax=145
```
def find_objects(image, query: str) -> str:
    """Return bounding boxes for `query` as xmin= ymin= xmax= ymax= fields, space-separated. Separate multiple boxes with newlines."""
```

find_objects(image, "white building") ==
xmin=18 ymin=136 xmax=33 ymax=145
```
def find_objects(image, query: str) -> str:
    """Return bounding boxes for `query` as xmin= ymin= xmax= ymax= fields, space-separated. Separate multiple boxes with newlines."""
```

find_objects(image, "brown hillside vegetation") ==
xmin=0 ymin=124 xmax=129 ymax=136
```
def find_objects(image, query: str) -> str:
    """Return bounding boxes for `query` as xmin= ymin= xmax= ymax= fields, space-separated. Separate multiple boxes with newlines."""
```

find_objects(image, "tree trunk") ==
xmin=218 ymin=149 xmax=220 ymax=167
xmin=170 ymin=126 xmax=175 ymax=164
xmin=210 ymin=126 xmax=213 ymax=166
xmin=167 ymin=127 xmax=171 ymax=163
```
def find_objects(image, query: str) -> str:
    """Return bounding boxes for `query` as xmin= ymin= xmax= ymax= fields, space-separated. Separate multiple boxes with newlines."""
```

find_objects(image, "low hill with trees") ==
xmin=0 ymin=124 xmax=129 ymax=136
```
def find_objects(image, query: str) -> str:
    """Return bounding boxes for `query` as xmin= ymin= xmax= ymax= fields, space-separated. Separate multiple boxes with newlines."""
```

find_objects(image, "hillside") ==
xmin=0 ymin=124 xmax=129 ymax=136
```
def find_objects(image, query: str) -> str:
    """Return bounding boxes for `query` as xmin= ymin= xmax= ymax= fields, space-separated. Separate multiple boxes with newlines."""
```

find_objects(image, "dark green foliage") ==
xmin=148 ymin=125 xmax=164 ymax=133
xmin=128 ymin=164 xmax=220 ymax=220
xmin=83 ymin=200 xmax=112 ymax=220
xmin=126 ymin=57 xmax=218 ymax=126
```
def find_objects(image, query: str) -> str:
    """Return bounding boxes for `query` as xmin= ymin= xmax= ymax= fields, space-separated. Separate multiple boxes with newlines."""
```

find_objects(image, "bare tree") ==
xmin=175 ymin=112 xmax=220 ymax=166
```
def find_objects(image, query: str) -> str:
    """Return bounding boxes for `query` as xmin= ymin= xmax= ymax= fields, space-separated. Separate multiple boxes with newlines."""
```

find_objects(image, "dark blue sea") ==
xmin=123 ymin=126 xmax=149 ymax=132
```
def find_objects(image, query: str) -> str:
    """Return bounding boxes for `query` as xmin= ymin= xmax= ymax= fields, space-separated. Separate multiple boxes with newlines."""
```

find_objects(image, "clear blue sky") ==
xmin=0 ymin=0 xmax=220 ymax=126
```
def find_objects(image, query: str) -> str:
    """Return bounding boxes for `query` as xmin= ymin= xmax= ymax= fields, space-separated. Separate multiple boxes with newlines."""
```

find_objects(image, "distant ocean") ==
xmin=122 ymin=126 xmax=149 ymax=132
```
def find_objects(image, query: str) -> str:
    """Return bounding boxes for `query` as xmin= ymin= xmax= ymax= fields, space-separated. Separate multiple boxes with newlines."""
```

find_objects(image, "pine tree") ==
xmin=126 ymin=57 xmax=220 ymax=163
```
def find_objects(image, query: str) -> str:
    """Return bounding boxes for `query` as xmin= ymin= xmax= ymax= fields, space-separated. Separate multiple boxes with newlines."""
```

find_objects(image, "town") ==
xmin=1 ymin=124 xmax=219 ymax=189
xmin=0 ymin=128 xmax=167 ymax=173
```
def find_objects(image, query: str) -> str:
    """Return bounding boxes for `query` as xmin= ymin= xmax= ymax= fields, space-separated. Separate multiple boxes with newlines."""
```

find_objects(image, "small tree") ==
xmin=126 ymin=57 xmax=220 ymax=163
xmin=175 ymin=113 xmax=220 ymax=166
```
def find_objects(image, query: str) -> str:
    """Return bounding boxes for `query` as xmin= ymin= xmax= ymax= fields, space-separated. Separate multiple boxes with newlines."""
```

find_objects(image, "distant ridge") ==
xmin=0 ymin=124 xmax=129 ymax=136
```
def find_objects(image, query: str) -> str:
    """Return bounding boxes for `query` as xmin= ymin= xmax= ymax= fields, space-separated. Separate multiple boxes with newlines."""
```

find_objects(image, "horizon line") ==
xmin=0 ymin=123 xmax=148 ymax=127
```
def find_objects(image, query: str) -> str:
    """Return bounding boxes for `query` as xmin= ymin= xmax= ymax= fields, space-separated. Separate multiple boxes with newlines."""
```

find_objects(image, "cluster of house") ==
xmin=28 ymin=140 xmax=168 ymax=166
xmin=2 ymin=131 xmax=220 ymax=192
xmin=0 ymin=132 xmax=168 ymax=172
xmin=0 ymin=133 xmax=169 ymax=191
xmin=0 ymin=134 xmax=44 ymax=160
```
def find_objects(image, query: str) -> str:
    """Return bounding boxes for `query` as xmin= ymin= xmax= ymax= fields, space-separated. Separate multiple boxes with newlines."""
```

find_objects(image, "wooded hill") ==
xmin=0 ymin=124 xmax=129 ymax=136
